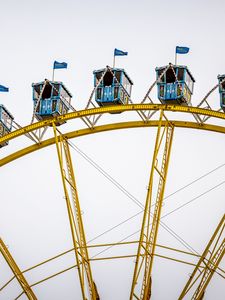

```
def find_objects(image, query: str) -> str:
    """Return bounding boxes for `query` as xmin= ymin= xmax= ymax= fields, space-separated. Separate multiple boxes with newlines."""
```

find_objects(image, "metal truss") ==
xmin=1 ymin=105 xmax=225 ymax=299
xmin=1 ymin=104 xmax=225 ymax=150
xmin=130 ymin=110 xmax=174 ymax=299
xmin=0 ymin=238 xmax=37 ymax=300
xmin=178 ymin=214 xmax=225 ymax=300
xmin=53 ymin=124 xmax=99 ymax=300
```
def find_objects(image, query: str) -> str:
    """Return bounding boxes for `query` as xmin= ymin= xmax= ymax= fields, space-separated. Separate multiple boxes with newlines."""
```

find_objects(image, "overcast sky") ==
xmin=0 ymin=0 xmax=225 ymax=299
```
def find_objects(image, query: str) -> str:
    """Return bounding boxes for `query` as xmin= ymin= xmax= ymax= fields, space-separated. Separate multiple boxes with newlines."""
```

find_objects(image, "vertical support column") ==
xmin=53 ymin=125 xmax=99 ymax=300
xmin=130 ymin=110 xmax=174 ymax=300
xmin=0 ymin=238 xmax=37 ymax=300
xmin=178 ymin=214 xmax=225 ymax=300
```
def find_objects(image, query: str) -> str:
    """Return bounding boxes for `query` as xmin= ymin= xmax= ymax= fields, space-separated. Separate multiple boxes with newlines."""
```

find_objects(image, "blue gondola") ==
xmin=0 ymin=104 xmax=14 ymax=147
xmin=32 ymin=80 xmax=72 ymax=125
xmin=93 ymin=67 xmax=133 ymax=106
xmin=155 ymin=64 xmax=195 ymax=105
xmin=217 ymin=74 xmax=225 ymax=112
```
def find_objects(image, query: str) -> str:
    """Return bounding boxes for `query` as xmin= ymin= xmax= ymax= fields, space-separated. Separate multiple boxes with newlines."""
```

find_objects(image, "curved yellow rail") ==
xmin=1 ymin=104 xmax=225 ymax=299
xmin=1 ymin=120 xmax=225 ymax=167
xmin=0 ymin=104 xmax=225 ymax=145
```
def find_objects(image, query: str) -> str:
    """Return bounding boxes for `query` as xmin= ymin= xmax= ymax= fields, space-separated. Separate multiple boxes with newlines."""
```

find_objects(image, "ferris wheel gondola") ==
xmin=0 ymin=104 xmax=14 ymax=147
xmin=218 ymin=74 xmax=225 ymax=112
xmin=32 ymin=79 xmax=73 ymax=125
xmin=155 ymin=64 xmax=195 ymax=105
xmin=93 ymin=67 xmax=133 ymax=106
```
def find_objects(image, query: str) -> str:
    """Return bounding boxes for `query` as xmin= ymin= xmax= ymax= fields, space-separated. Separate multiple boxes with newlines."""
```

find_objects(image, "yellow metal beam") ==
xmin=1 ymin=105 xmax=225 ymax=298
xmin=2 ymin=238 xmax=224 ymax=296
xmin=130 ymin=110 xmax=174 ymax=299
xmin=53 ymin=125 xmax=99 ymax=300
xmin=20 ymin=252 xmax=224 ymax=293
xmin=178 ymin=214 xmax=225 ymax=299
xmin=0 ymin=238 xmax=37 ymax=300
xmin=11 ymin=241 xmax=202 ymax=277
xmin=0 ymin=104 xmax=225 ymax=145
xmin=2 ymin=239 xmax=224 ymax=298
xmin=1 ymin=120 xmax=225 ymax=167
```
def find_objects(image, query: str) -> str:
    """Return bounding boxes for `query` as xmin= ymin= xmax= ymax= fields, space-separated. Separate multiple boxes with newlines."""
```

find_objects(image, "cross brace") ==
xmin=0 ymin=238 xmax=37 ymax=300
xmin=130 ymin=110 xmax=174 ymax=299
xmin=178 ymin=214 xmax=225 ymax=300
xmin=53 ymin=125 xmax=99 ymax=300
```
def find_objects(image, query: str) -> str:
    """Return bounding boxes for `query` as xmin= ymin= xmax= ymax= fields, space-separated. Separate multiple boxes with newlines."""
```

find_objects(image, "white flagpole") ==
xmin=113 ymin=55 xmax=116 ymax=68
xmin=52 ymin=68 xmax=55 ymax=81
xmin=175 ymin=51 xmax=177 ymax=65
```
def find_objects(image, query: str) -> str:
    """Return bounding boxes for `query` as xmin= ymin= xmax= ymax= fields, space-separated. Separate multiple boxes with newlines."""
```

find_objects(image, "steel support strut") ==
xmin=53 ymin=125 xmax=99 ymax=300
xmin=130 ymin=110 xmax=174 ymax=299
xmin=0 ymin=238 xmax=37 ymax=300
xmin=178 ymin=214 xmax=225 ymax=300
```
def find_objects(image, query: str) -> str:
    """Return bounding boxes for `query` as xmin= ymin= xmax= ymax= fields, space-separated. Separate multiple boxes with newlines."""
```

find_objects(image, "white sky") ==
xmin=0 ymin=0 xmax=225 ymax=299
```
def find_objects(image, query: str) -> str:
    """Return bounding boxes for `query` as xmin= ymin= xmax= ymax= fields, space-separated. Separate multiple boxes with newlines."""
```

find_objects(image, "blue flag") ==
xmin=114 ymin=48 xmax=128 ymax=56
xmin=0 ymin=85 xmax=9 ymax=92
xmin=176 ymin=46 xmax=189 ymax=54
xmin=53 ymin=61 xmax=68 ymax=69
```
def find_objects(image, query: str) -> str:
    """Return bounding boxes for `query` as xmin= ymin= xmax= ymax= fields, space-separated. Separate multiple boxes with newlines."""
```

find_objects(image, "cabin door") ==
xmin=166 ymin=83 xmax=176 ymax=100
xmin=103 ymin=86 xmax=113 ymax=102
xmin=41 ymin=99 xmax=52 ymax=115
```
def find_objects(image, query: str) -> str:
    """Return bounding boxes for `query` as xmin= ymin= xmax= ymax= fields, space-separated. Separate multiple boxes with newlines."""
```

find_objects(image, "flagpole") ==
xmin=113 ymin=55 xmax=116 ymax=68
xmin=52 ymin=68 xmax=55 ymax=81
xmin=175 ymin=51 xmax=177 ymax=65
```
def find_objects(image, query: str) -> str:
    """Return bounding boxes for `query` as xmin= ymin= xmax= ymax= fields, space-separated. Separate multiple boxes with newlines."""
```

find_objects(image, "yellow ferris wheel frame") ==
xmin=0 ymin=104 xmax=225 ymax=300
xmin=1 ymin=104 xmax=225 ymax=166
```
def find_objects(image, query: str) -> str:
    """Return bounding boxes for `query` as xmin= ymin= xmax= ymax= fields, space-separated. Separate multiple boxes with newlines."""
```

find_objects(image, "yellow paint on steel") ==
xmin=53 ymin=127 xmax=88 ymax=299
xmin=19 ymin=241 xmax=201 ymax=276
xmin=0 ymin=104 xmax=225 ymax=145
xmin=26 ymin=253 xmax=204 ymax=292
xmin=0 ymin=105 xmax=224 ymax=298
xmin=130 ymin=111 xmax=174 ymax=299
xmin=178 ymin=214 xmax=225 ymax=300
xmin=53 ymin=129 xmax=99 ymax=299
xmin=0 ymin=238 xmax=37 ymax=300
xmin=1 ymin=120 xmax=225 ymax=167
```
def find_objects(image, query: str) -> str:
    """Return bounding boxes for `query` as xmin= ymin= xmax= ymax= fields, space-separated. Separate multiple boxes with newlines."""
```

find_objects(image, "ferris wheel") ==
xmin=0 ymin=62 xmax=224 ymax=299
